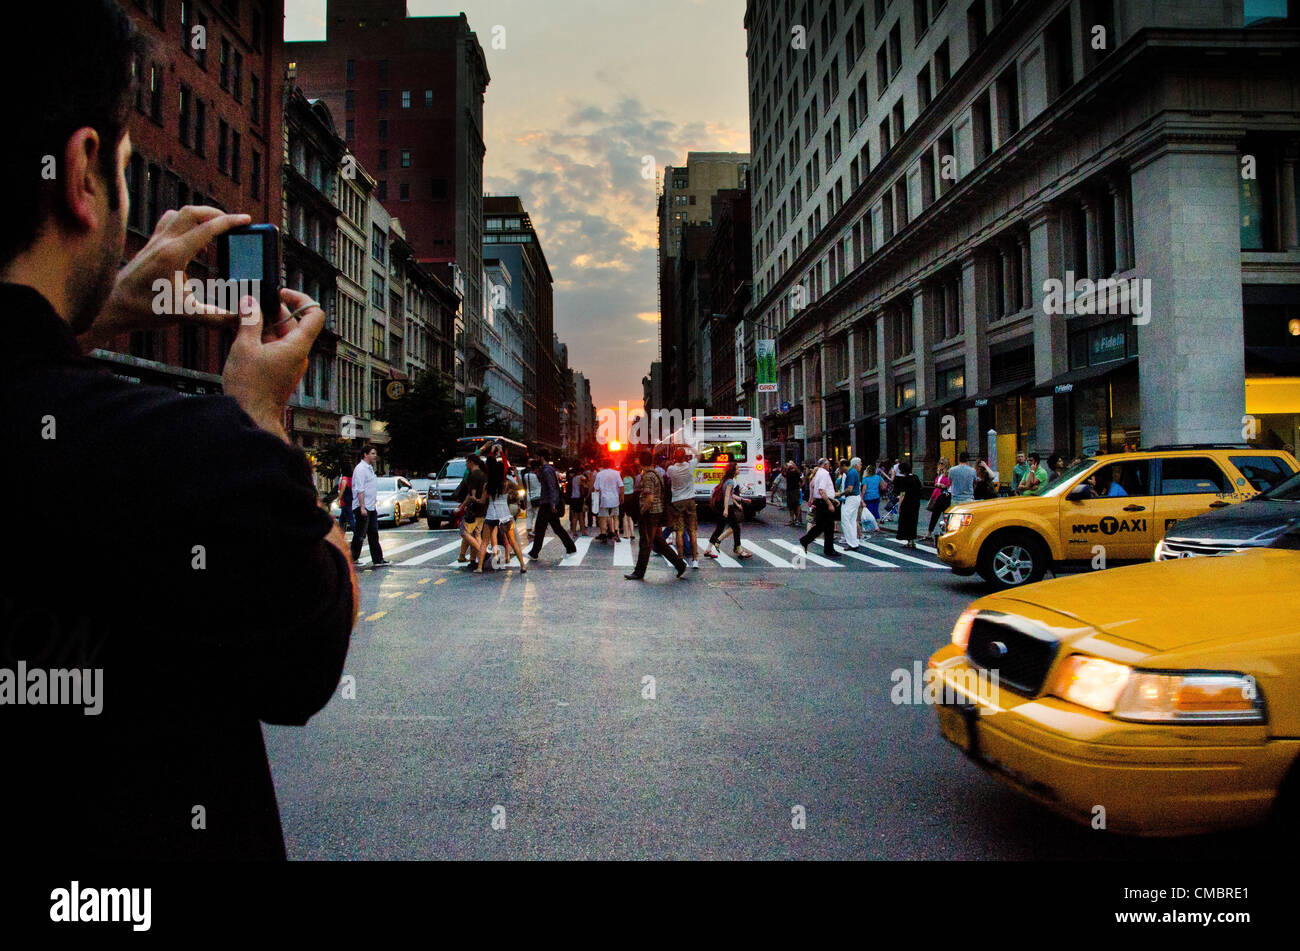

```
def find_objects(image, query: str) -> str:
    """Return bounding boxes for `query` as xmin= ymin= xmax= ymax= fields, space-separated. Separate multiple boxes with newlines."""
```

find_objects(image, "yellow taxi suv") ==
xmin=936 ymin=444 xmax=1297 ymax=589
xmin=929 ymin=528 xmax=1300 ymax=836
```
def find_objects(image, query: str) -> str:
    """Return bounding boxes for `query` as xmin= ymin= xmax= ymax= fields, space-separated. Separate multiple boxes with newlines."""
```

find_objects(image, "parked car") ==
xmin=929 ymin=523 xmax=1300 ymax=836
xmin=1155 ymin=468 xmax=1300 ymax=559
xmin=936 ymin=445 xmax=1298 ymax=588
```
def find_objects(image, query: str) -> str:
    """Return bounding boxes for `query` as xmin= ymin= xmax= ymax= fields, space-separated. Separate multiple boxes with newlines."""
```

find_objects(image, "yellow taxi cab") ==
xmin=929 ymin=528 xmax=1300 ymax=836
xmin=936 ymin=445 xmax=1297 ymax=589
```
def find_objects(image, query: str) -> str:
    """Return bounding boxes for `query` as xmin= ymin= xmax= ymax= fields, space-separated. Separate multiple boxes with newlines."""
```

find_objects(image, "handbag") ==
xmin=927 ymin=491 xmax=951 ymax=513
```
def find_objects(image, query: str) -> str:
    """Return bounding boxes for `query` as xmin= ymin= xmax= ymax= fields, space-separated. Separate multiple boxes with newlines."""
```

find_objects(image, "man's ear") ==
xmin=60 ymin=127 xmax=104 ymax=233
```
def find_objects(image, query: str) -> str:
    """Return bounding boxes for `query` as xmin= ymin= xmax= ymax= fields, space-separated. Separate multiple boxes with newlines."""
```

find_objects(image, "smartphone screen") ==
xmin=226 ymin=233 xmax=265 ymax=283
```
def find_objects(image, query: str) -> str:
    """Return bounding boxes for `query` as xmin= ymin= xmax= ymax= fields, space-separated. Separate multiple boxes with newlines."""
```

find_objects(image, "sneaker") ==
xmin=527 ymin=551 xmax=539 ymax=562
xmin=372 ymin=559 xmax=392 ymax=567
xmin=623 ymin=573 xmax=645 ymax=581
xmin=690 ymin=559 xmax=700 ymax=569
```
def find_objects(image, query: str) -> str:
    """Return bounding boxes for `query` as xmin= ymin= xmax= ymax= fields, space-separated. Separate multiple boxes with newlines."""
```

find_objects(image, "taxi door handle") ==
xmin=1122 ymin=504 xmax=1145 ymax=512
xmin=1209 ymin=501 xmax=1230 ymax=508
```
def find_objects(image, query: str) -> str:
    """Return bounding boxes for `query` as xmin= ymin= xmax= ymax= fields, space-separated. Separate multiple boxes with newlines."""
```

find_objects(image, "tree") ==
xmin=374 ymin=369 xmax=462 ymax=472
xmin=315 ymin=438 xmax=357 ymax=483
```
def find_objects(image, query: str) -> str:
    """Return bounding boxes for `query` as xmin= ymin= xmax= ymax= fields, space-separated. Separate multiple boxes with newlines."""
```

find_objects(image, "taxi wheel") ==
xmin=977 ymin=531 xmax=1048 ymax=590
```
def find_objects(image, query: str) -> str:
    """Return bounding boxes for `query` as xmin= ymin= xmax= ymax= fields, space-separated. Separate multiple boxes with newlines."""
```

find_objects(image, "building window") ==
xmin=345 ymin=119 xmax=354 ymax=141
xmin=379 ymin=59 xmax=388 ymax=81
xmin=400 ymin=149 xmax=411 ymax=168
xmin=346 ymin=59 xmax=355 ymax=81
xmin=194 ymin=99 xmax=206 ymax=156
xmin=251 ymin=149 xmax=261 ymax=200
xmin=378 ymin=119 xmax=388 ymax=141
xmin=399 ymin=182 xmax=410 ymax=201
xmin=425 ymin=89 xmax=433 ymax=107
xmin=217 ymin=119 xmax=229 ymax=173
xmin=972 ymin=90 xmax=993 ymax=163
xmin=995 ymin=64 xmax=1021 ymax=141
xmin=917 ymin=62 xmax=932 ymax=110
xmin=219 ymin=37 xmax=230 ymax=90
xmin=371 ymin=273 xmax=386 ymax=310
xmin=230 ymin=131 xmax=241 ymax=182
xmin=178 ymin=84 xmax=192 ymax=146
xmin=251 ymin=75 xmax=260 ymax=124
xmin=401 ymin=89 xmax=411 ymax=108
xmin=371 ymin=320 xmax=385 ymax=357
xmin=378 ymin=148 xmax=388 ymax=170
xmin=149 ymin=63 xmax=163 ymax=123
xmin=935 ymin=39 xmax=951 ymax=88
xmin=968 ymin=0 xmax=988 ymax=52
xmin=345 ymin=89 xmax=354 ymax=111
xmin=233 ymin=50 xmax=243 ymax=102
xmin=1045 ymin=10 xmax=1075 ymax=101
xmin=252 ymin=5 xmax=263 ymax=50
xmin=378 ymin=89 xmax=388 ymax=110
xmin=377 ymin=180 xmax=387 ymax=200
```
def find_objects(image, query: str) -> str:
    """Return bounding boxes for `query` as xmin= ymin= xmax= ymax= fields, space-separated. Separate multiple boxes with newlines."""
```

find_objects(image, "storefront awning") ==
xmin=959 ymin=377 xmax=1034 ymax=409
xmin=1027 ymin=356 xmax=1136 ymax=398
xmin=1246 ymin=346 xmax=1300 ymax=375
xmin=912 ymin=397 xmax=965 ymax=417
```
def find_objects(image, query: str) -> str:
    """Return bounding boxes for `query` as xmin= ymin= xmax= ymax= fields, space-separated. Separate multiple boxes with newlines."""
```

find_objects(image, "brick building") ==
xmin=101 ymin=0 xmax=284 ymax=392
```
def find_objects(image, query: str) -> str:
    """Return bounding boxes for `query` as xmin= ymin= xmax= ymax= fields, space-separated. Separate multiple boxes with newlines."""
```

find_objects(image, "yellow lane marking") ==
xmin=365 ymin=611 xmax=387 ymax=622
xmin=433 ymin=578 xmax=446 ymax=585
xmin=405 ymin=592 xmax=423 ymax=600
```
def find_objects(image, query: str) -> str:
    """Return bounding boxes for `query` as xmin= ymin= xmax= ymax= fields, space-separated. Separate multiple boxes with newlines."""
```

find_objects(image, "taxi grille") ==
xmin=966 ymin=616 xmax=1060 ymax=696
xmin=1156 ymin=538 xmax=1245 ymax=559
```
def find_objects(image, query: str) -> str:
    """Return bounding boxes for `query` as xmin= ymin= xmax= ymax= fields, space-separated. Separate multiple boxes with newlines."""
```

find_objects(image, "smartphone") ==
xmin=217 ymin=223 xmax=280 ymax=326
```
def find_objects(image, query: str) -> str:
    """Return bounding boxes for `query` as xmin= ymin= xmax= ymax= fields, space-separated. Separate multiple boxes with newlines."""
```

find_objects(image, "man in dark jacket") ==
xmin=0 ymin=2 xmax=357 ymax=860
xmin=527 ymin=453 xmax=578 ymax=560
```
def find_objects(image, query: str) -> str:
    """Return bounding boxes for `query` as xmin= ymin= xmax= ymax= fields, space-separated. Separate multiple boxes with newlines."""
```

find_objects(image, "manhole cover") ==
xmin=708 ymin=579 xmax=783 ymax=589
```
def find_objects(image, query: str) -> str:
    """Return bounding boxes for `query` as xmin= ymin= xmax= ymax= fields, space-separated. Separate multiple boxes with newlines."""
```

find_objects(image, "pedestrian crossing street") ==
xmin=356 ymin=528 xmax=950 ymax=573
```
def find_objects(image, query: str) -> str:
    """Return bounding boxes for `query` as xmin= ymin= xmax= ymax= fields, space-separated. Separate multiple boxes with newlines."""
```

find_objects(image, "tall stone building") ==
xmin=745 ymin=0 xmax=1300 ymax=474
xmin=656 ymin=152 xmax=751 ymax=409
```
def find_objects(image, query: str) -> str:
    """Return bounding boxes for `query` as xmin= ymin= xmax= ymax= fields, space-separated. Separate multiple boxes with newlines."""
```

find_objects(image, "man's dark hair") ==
xmin=1027 ymin=452 xmax=1040 ymax=464
xmin=959 ymin=452 xmax=970 ymax=463
xmin=362 ymin=444 xmax=377 ymax=456
xmin=639 ymin=449 xmax=653 ymax=466
xmin=2 ymin=2 xmax=144 ymax=266
xmin=465 ymin=454 xmax=482 ymax=468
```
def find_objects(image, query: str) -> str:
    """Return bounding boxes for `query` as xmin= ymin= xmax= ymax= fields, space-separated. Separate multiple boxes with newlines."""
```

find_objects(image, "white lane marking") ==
xmin=832 ymin=543 xmax=899 ymax=567
xmin=766 ymin=537 xmax=844 ymax=567
xmin=743 ymin=541 xmax=795 ymax=568
xmin=613 ymin=538 xmax=634 ymax=567
xmin=559 ymin=536 xmax=592 ymax=566
xmin=357 ymin=536 xmax=440 ymax=565
xmin=859 ymin=541 xmax=948 ymax=568
xmin=399 ymin=540 xmax=464 ymax=566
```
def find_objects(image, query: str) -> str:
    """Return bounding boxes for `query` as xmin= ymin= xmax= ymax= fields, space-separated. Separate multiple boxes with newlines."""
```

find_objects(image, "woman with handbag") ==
xmin=703 ymin=461 xmax=753 ymax=559
xmin=925 ymin=457 xmax=952 ymax=541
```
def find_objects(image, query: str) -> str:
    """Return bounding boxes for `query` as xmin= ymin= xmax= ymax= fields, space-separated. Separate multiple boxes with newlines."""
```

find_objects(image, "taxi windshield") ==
xmin=1041 ymin=457 xmax=1098 ymax=497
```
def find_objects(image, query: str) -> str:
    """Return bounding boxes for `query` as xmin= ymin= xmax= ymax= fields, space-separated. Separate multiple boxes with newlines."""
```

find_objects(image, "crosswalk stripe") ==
xmin=399 ymin=540 xmax=463 ymax=566
xmin=743 ymin=541 xmax=795 ymax=568
xmin=357 ymin=536 xmax=440 ymax=565
xmin=559 ymin=536 xmax=592 ymax=566
xmin=767 ymin=537 xmax=844 ymax=567
xmin=613 ymin=538 xmax=634 ymax=567
xmin=833 ymin=543 xmax=898 ymax=567
xmin=858 ymin=541 xmax=947 ymax=568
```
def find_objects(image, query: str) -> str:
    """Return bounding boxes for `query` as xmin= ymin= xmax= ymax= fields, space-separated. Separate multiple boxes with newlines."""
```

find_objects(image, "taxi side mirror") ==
xmin=1067 ymin=483 xmax=1092 ymax=502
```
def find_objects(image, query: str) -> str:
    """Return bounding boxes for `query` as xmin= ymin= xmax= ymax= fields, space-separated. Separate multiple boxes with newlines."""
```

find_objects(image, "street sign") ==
xmin=780 ymin=401 xmax=791 ymax=413
xmin=793 ymin=424 xmax=806 ymax=440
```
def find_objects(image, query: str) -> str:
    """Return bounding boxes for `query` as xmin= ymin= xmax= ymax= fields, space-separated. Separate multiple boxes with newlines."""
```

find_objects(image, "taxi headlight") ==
xmin=944 ymin=512 xmax=973 ymax=533
xmin=950 ymin=608 xmax=979 ymax=650
xmin=1049 ymin=654 xmax=1132 ymax=713
xmin=1111 ymin=670 xmax=1265 ymax=724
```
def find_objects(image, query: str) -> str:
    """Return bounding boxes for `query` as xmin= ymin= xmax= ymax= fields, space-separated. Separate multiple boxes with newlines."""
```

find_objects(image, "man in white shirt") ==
xmin=798 ymin=458 xmax=841 ymax=558
xmin=523 ymin=461 xmax=543 ymax=536
xmin=349 ymin=445 xmax=388 ymax=566
xmin=593 ymin=463 xmax=624 ymax=542
xmin=665 ymin=447 xmax=700 ymax=567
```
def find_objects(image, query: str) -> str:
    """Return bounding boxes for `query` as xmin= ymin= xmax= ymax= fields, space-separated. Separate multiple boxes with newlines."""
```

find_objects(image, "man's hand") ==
xmin=222 ymin=288 xmax=325 ymax=440
xmin=80 ymin=206 xmax=252 ymax=351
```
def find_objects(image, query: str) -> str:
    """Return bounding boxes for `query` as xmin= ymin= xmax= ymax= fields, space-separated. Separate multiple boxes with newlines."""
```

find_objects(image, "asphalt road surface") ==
xmin=264 ymin=515 xmax=1270 ymax=859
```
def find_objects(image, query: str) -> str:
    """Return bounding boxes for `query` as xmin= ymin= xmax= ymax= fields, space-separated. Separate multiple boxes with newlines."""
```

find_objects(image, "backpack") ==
xmin=710 ymin=479 xmax=727 ymax=513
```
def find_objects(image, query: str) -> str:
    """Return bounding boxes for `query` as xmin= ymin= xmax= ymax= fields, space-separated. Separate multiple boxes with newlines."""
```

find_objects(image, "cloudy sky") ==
xmin=285 ymin=0 xmax=750 ymax=414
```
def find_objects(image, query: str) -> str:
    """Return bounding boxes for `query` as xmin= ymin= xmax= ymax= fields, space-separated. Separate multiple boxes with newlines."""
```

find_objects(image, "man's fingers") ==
xmin=236 ymin=295 xmax=264 ymax=339
xmin=153 ymin=209 xmax=180 ymax=236
xmin=172 ymin=211 xmax=253 ymax=262
xmin=270 ymin=302 xmax=325 ymax=358
xmin=184 ymin=300 xmax=242 ymax=326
